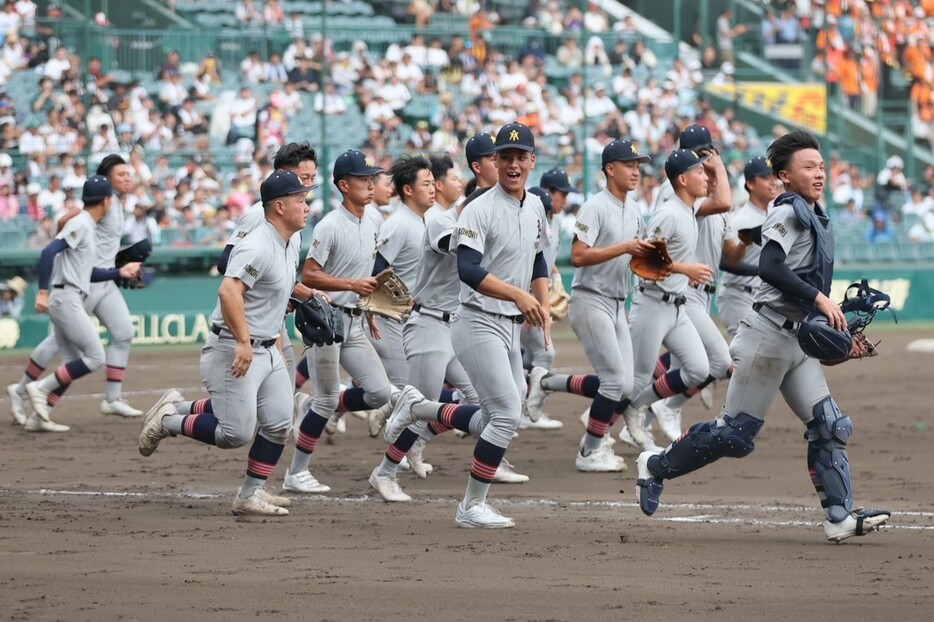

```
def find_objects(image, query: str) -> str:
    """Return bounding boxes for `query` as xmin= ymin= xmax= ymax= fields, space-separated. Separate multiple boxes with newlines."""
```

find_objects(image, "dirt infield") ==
xmin=1 ymin=327 xmax=932 ymax=621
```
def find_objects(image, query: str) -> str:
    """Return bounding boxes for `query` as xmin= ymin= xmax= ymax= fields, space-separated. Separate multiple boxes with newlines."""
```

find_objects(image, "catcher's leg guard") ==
xmin=805 ymin=397 xmax=854 ymax=523
xmin=647 ymin=413 xmax=763 ymax=480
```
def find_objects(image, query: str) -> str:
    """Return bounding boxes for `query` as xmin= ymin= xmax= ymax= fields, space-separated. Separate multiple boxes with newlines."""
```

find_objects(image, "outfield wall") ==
xmin=0 ymin=268 xmax=922 ymax=350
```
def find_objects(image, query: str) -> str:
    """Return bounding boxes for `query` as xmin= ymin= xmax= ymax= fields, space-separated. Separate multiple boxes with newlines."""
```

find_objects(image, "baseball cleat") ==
xmin=282 ymin=468 xmax=331 ymax=494
xmin=367 ymin=387 xmax=401 ymax=438
xmin=650 ymin=401 xmax=683 ymax=443
xmin=524 ymin=366 xmax=549 ymax=422
xmin=492 ymin=458 xmax=530 ymax=483
xmin=232 ymin=490 xmax=289 ymax=516
xmin=622 ymin=405 xmax=650 ymax=449
xmin=635 ymin=451 xmax=665 ymax=516
xmin=824 ymin=508 xmax=891 ymax=543
xmin=382 ymin=385 xmax=424 ymax=443
xmin=619 ymin=426 xmax=662 ymax=452
xmin=519 ymin=413 xmax=563 ymax=430
xmin=700 ymin=384 xmax=715 ymax=410
xmin=8 ymin=383 xmax=28 ymax=426
xmin=324 ymin=412 xmax=346 ymax=435
xmin=101 ymin=399 xmax=143 ymax=418
xmin=25 ymin=381 xmax=52 ymax=422
xmin=455 ymin=501 xmax=515 ymax=529
xmin=144 ymin=388 xmax=184 ymax=425
xmin=255 ymin=488 xmax=292 ymax=508
xmin=23 ymin=412 xmax=70 ymax=433
xmin=368 ymin=467 xmax=412 ymax=502
xmin=406 ymin=438 xmax=433 ymax=478
xmin=575 ymin=446 xmax=627 ymax=472
xmin=138 ymin=403 xmax=174 ymax=457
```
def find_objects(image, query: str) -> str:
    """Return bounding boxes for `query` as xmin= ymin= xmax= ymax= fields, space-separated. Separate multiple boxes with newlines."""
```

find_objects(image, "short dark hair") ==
xmin=273 ymin=141 xmax=318 ymax=170
xmin=389 ymin=154 xmax=431 ymax=198
xmin=429 ymin=154 xmax=454 ymax=184
xmin=96 ymin=154 xmax=127 ymax=177
xmin=767 ymin=130 xmax=820 ymax=179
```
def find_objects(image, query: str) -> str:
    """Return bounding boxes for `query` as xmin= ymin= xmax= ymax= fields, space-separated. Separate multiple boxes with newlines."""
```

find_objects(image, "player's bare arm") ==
xmin=302 ymin=258 xmax=377 ymax=296
xmin=570 ymin=238 xmax=655 ymax=267
xmin=670 ymin=261 xmax=714 ymax=283
xmin=720 ymin=237 xmax=748 ymax=267
xmin=696 ymin=151 xmax=732 ymax=216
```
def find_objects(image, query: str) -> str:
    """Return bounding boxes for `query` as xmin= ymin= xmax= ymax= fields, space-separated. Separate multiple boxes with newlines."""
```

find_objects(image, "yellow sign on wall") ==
xmin=706 ymin=82 xmax=827 ymax=134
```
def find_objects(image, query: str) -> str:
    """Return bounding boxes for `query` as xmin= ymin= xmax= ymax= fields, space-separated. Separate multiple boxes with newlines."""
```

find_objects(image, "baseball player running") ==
xmin=382 ymin=123 xmax=550 ymax=528
xmin=462 ymin=133 xmax=498 ymax=199
xmin=635 ymin=130 xmax=891 ymax=542
xmin=22 ymin=176 xmax=142 ymax=432
xmin=138 ymin=170 xmax=312 ymax=516
xmin=286 ymin=150 xmax=394 ymax=494
xmin=717 ymin=156 xmax=780 ymax=336
xmin=526 ymin=140 xmax=656 ymax=470
xmin=10 ymin=155 xmax=145 ymax=427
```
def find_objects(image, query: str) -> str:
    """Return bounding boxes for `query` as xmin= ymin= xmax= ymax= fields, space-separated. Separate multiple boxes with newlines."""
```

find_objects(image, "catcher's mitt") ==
xmin=630 ymin=239 xmax=673 ymax=281
xmin=820 ymin=332 xmax=879 ymax=366
xmin=358 ymin=268 xmax=414 ymax=322
xmin=549 ymin=273 xmax=570 ymax=321
xmin=115 ymin=239 xmax=153 ymax=289
xmin=293 ymin=295 xmax=343 ymax=347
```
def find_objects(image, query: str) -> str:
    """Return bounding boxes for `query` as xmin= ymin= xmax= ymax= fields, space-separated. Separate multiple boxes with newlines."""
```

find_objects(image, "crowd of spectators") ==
xmin=0 ymin=0 xmax=932 ymax=257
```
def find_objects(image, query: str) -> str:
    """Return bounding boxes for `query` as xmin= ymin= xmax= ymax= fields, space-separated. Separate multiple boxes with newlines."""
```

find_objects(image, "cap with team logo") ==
xmin=261 ymin=169 xmax=316 ymax=204
xmin=601 ymin=139 xmax=651 ymax=167
xmin=540 ymin=168 xmax=578 ymax=193
xmin=465 ymin=133 xmax=495 ymax=164
xmin=664 ymin=148 xmax=710 ymax=183
xmin=81 ymin=175 xmax=112 ymax=203
xmin=493 ymin=122 xmax=535 ymax=153
xmin=743 ymin=156 xmax=773 ymax=181
xmin=332 ymin=149 xmax=382 ymax=184
xmin=527 ymin=186 xmax=552 ymax=213
xmin=678 ymin=124 xmax=714 ymax=152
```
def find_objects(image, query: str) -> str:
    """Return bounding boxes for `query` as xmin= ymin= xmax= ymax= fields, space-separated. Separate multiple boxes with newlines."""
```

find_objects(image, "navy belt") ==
xmin=211 ymin=324 xmax=277 ymax=347
xmin=639 ymin=286 xmax=686 ymax=306
xmin=52 ymin=283 xmax=87 ymax=299
xmin=463 ymin=303 xmax=525 ymax=324
xmin=413 ymin=303 xmax=451 ymax=322
xmin=341 ymin=306 xmax=363 ymax=317
xmin=692 ymin=282 xmax=717 ymax=294
xmin=752 ymin=303 xmax=797 ymax=331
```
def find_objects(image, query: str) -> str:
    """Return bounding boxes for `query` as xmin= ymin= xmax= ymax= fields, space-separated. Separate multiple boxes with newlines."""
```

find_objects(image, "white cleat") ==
xmin=367 ymin=386 xmax=401 ymax=438
xmin=145 ymin=388 xmax=184 ymax=425
xmin=23 ymin=412 xmax=70 ymax=433
xmin=650 ymin=401 xmax=683 ymax=443
xmin=101 ymin=399 xmax=143 ymax=418
xmin=700 ymin=384 xmax=715 ymax=410
xmin=25 ymin=381 xmax=52 ymax=422
xmin=619 ymin=426 xmax=662 ymax=452
xmin=138 ymin=403 xmax=174 ymax=457
xmin=524 ymin=366 xmax=549 ymax=422
xmin=406 ymin=438 xmax=433 ymax=478
xmin=282 ymin=468 xmax=331 ymax=494
xmin=368 ymin=466 xmax=412 ymax=502
xmin=324 ymin=412 xmax=346 ymax=435
xmin=622 ymin=405 xmax=650 ymax=449
xmin=232 ymin=489 xmax=289 ymax=516
xmin=492 ymin=458 xmax=529 ymax=483
xmin=8 ymin=383 xmax=28 ymax=425
xmin=256 ymin=488 xmax=292 ymax=508
xmin=382 ymin=385 xmax=425 ymax=443
xmin=824 ymin=509 xmax=891 ymax=543
xmin=575 ymin=445 xmax=627 ymax=472
xmin=518 ymin=413 xmax=563 ymax=430
xmin=455 ymin=501 xmax=515 ymax=529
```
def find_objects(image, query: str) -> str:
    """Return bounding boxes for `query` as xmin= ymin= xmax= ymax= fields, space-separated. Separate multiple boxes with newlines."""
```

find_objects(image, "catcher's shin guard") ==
xmin=647 ymin=413 xmax=763 ymax=481
xmin=805 ymin=397 xmax=854 ymax=523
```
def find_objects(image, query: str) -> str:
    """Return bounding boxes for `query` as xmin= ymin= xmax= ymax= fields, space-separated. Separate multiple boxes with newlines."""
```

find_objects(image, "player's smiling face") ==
xmin=495 ymin=149 xmax=535 ymax=199
xmin=780 ymin=148 xmax=824 ymax=204
xmin=607 ymin=160 xmax=641 ymax=193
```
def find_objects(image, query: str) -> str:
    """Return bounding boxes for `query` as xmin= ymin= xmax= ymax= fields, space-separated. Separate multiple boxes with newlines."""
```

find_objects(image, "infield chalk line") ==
xmin=13 ymin=487 xmax=933 ymax=531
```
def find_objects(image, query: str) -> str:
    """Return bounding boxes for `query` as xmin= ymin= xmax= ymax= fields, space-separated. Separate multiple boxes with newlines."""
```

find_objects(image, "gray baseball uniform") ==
xmin=521 ymin=214 xmax=558 ymax=370
xmin=718 ymin=201 xmax=767 ymax=335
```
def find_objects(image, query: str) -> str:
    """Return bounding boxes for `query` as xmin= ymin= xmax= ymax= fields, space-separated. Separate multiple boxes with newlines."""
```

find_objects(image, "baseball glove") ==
xmin=357 ymin=268 xmax=414 ymax=322
xmin=630 ymin=239 xmax=673 ymax=281
xmin=293 ymin=295 xmax=343 ymax=347
xmin=115 ymin=239 xmax=153 ymax=289
xmin=821 ymin=332 xmax=879 ymax=366
xmin=549 ymin=273 xmax=570 ymax=321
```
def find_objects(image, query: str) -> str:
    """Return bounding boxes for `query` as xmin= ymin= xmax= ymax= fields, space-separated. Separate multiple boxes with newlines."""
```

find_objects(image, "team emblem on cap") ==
xmin=490 ymin=135 xmax=496 ymax=144
xmin=766 ymin=158 xmax=772 ymax=168
xmin=691 ymin=150 xmax=699 ymax=158
xmin=365 ymin=156 xmax=373 ymax=167
xmin=509 ymin=130 xmax=520 ymax=142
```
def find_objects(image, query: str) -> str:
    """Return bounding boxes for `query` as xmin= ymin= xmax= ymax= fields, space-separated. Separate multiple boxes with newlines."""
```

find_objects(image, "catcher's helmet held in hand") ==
xmin=797 ymin=313 xmax=852 ymax=362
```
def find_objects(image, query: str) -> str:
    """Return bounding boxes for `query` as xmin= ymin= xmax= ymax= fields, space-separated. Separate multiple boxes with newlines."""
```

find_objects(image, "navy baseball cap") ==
xmin=602 ymin=139 xmax=651 ymax=167
xmin=494 ymin=123 xmax=535 ymax=153
xmin=332 ymin=149 xmax=382 ymax=184
xmin=678 ymin=124 xmax=714 ymax=152
xmin=465 ymin=133 xmax=495 ymax=164
xmin=743 ymin=156 xmax=772 ymax=181
xmin=664 ymin=149 xmax=710 ymax=183
xmin=528 ymin=186 xmax=553 ymax=213
xmin=81 ymin=175 xmax=112 ymax=203
xmin=540 ymin=168 xmax=578 ymax=193
xmin=261 ymin=169 xmax=315 ymax=204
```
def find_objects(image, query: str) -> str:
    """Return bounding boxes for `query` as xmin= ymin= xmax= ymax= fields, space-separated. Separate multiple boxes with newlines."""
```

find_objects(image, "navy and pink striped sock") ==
xmin=436 ymin=403 xmax=480 ymax=434
xmin=338 ymin=387 xmax=370 ymax=412
xmin=470 ymin=438 xmax=506 ymax=484
xmin=652 ymin=369 xmax=690 ymax=399
xmin=654 ymin=352 xmax=673 ymax=380
xmin=181 ymin=413 xmax=219 ymax=445
xmin=246 ymin=434 xmax=284 ymax=480
xmin=294 ymin=357 xmax=309 ymax=390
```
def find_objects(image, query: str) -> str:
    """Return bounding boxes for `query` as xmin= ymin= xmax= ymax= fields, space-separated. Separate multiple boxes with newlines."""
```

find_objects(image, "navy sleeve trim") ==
xmin=532 ymin=251 xmax=548 ymax=280
xmin=37 ymin=238 xmax=69 ymax=290
xmin=457 ymin=245 xmax=488 ymax=289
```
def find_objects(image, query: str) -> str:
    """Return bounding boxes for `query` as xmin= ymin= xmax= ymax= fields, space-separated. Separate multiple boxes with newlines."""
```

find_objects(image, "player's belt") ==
xmin=340 ymin=306 xmax=364 ymax=317
xmin=752 ymin=303 xmax=798 ymax=332
xmin=413 ymin=303 xmax=451 ymax=322
xmin=210 ymin=324 xmax=277 ymax=347
xmin=462 ymin=303 xmax=525 ymax=324
xmin=724 ymin=283 xmax=756 ymax=294
xmin=52 ymin=283 xmax=87 ymax=299
xmin=691 ymin=282 xmax=717 ymax=294
xmin=638 ymin=286 xmax=686 ymax=306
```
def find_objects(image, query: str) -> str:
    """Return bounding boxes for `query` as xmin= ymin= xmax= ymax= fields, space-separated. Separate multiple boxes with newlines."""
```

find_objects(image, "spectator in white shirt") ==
xmin=395 ymin=54 xmax=424 ymax=89
xmin=124 ymin=203 xmax=161 ymax=245
xmin=364 ymin=93 xmax=399 ymax=128
xmin=18 ymin=121 xmax=45 ymax=155
xmin=623 ymin=100 xmax=651 ymax=143
xmin=235 ymin=0 xmax=263 ymax=26
xmin=265 ymin=53 xmax=287 ymax=83
xmin=425 ymin=38 xmax=450 ymax=69
xmin=240 ymin=51 xmax=265 ymax=84
xmin=285 ymin=12 xmax=304 ymax=39
xmin=43 ymin=46 xmax=71 ymax=81
xmin=91 ymin=123 xmax=118 ymax=153
xmin=902 ymin=188 xmax=934 ymax=218
xmin=227 ymin=86 xmax=257 ymax=143
xmin=264 ymin=0 xmax=284 ymax=25
xmin=159 ymin=72 xmax=188 ymax=109
xmin=377 ymin=74 xmax=411 ymax=111
xmin=583 ymin=2 xmax=608 ymax=33
xmin=583 ymin=84 xmax=616 ymax=118
xmin=38 ymin=175 xmax=66 ymax=216
xmin=313 ymin=81 xmax=347 ymax=115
